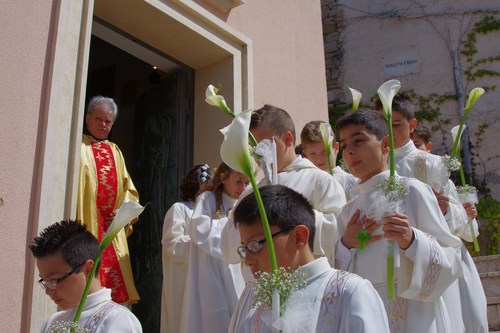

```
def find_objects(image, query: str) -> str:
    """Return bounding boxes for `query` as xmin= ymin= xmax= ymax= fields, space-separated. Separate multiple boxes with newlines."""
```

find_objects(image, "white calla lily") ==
xmin=464 ymin=87 xmax=485 ymax=117
xmin=205 ymin=84 xmax=234 ymax=117
xmin=75 ymin=200 xmax=145 ymax=324
xmin=451 ymin=125 xmax=466 ymax=149
xmin=99 ymin=200 xmax=145 ymax=252
xmin=220 ymin=109 xmax=254 ymax=177
xmin=319 ymin=122 xmax=334 ymax=175
xmin=377 ymin=80 xmax=401 ymax=120
xmin=348 ymin=86 xmax=362 ymax=111
xmin=376 ymin=79 xmax=402 ymax=302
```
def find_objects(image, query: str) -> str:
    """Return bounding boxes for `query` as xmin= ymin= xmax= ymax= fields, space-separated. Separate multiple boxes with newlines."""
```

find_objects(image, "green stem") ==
xmin=469 ymin=219 xmax=480 ymax=252
xmin=387 ymin=112 xmax=395 ymax=179
xmin=451 ymin=118 xmax=466 ymax=159
xmin=73 ymin=254 xmax=101 ymax=323
xmin=326 ymin=152 xmax=333 ymax=176
xmin=248 ymin=174 xmax=278 ymax=272
xmin=387 ymin=250 xmax=395 ymax=300
xmin=386 ymin=110 xmax=396 ymax=300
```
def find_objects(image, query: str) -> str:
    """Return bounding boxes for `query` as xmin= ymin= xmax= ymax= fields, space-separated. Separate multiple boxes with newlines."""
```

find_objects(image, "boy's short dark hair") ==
xmin=233 ymin=185 xmax=315 ymax=250
xmin=29 ymin=220 xmax=100 ymax=275
xmin=335 ymin=109 xmax=388 ymax=140
xmin=411 ymin=123 xmax=432 ymax=144
xmin=374 ymin=91 xmax=415 ymax=120
xmin=300 ymin=120 xmax=329 ymax=146
xmin=251 ymin=105 xmax=296 ymax=145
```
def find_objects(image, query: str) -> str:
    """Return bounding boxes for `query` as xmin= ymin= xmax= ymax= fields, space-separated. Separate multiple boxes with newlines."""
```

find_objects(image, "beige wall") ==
xmin=1 ymin=0 xmax=329 ymax=331
xmin=0 ymin=1 xmax=54 ymax=332
xmin=226 ymin=0 xmax=329 ymax=136
xmin=339 ymin=0 xmax=500 ymax=198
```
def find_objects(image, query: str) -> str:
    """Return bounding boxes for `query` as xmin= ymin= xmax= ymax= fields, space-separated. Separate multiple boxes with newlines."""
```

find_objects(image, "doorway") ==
xmin=86 ymin=21 xmax=194 ymax=332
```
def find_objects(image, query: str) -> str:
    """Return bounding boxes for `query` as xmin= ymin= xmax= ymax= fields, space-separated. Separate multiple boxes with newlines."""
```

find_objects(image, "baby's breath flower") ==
xmin=48 ymin=321 xmax=90 ymax=333
xmin=456 ymin=185 xmax=479 ymax=204
xmin=375 ymin=176 xmax=408 ymax=202
xmin=456 ymin=184 xmax=477 ymax=195
xmin=252 ymin=267 xmax=307 ymax=309
xmin=441 ymin=155 xmax=461 ymax=172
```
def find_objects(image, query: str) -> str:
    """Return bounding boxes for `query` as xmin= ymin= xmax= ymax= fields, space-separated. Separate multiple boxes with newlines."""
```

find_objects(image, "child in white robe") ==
xmin=230 ymin=184 xmax=390 ymax=333
xmin=300 ymin=120 xmax=359 ymax=201
xmin=179 ymin=163 xmax=248 ymax=333
xmin=377 ymin=96 xmax=488 ymax=333
xmin=29 ymin=220 xmax=142 ymax=333
xmin=335 ymin=110 xmax=463 ymax=333
xmin=160 ymin=163 xmax=211 ymax=333
xmin=221 ymin=105 xmax=346 ymax=270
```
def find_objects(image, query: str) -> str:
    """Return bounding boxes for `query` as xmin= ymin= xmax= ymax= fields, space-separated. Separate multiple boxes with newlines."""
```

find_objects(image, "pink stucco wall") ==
xmin=0 ymin=1 xmax=54 ymax=332
xmin=226 ymin=0 xmax=329 ymax=133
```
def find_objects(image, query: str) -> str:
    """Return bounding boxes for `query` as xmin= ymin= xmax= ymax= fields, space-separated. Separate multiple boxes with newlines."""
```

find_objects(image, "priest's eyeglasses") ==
xmin=38 ymin=263 xmax=85 ymax=290
xmin=237 ymin=226 xmax=295 ymax=259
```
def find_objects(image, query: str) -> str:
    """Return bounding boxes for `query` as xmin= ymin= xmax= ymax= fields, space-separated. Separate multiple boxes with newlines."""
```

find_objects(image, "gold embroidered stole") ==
xmin=316 ymin=270 xmax=351 ymax=332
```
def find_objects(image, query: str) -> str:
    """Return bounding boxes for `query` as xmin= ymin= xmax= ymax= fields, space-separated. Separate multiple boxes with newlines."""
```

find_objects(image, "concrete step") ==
xmin=474 ymin=255 xmax=500 ymax=331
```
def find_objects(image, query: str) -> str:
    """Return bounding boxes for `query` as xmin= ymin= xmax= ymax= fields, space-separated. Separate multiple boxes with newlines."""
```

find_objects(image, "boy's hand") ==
xmin=463 ymin=202 xmax=477 ymax=219
xmin=341 ymin=209 xmax=382 ymax=249
xmin=382 ymin=211 xmax=414 ymax=250
xmin=432 ymin=188 xmax=449 ymax=215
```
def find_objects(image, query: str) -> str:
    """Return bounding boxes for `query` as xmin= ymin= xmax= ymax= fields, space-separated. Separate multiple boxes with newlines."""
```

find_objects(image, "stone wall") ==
xmin=321 ymin=0 xmax=346 ymax=105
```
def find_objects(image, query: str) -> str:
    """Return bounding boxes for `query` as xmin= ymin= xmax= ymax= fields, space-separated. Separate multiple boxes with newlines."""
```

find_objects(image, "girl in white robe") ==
xmin=179 ymin=163 xmax=248 ymax=333
xmin=161 ymin=164 xmax=211 ymax=333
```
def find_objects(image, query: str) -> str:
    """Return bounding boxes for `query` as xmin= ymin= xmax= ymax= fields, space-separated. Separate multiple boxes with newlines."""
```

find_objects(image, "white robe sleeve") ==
xmin=221 ymin=186 xmax=254 ymax=264
xmin=188 ymin=191 xmax=226 ymax=260
xmin=162 ymin=203 xmax=191 ymax=262
xmin=443 ymin=180 xmax=476 ymax=241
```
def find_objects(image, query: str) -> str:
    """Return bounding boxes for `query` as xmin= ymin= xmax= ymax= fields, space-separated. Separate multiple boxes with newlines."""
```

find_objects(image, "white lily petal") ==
xmin=219 ymin=124 xmax=230 ymax=136
xmin=100 ymin=201 xmax=145 ymax=252
xmin=220 ymin=109 xmax=254 ymax=178
xmin=348 ymin=86 xmax=362 ymax=111
xmin=205 ymin=84 xmax=219 ymax=99
xmin=205 ymin=95 xmax=223 ymax=107
xmin=377 ymin=80 xmax=401 ymax=119
xmin=319 ymin=122 xmax=333 ymax=154
xmin=451 ymin=125 xmax=466 ymax=146
xmin=464 ymin=87 xmax=485 ymax=116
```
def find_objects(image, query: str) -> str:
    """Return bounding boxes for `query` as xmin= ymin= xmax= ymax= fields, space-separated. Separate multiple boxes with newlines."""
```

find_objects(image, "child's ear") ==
xmin=382 ymin=135 xmax=390 ymax=153
xmin=293 ymin=225 xmax=310 ymax=249
xmin=409 ymin=118 xmax=417 ymax=133
xmin=426 ymin=141 xmax=433 ymax=152
xmin=83 ymin=259 xmax=95 ymax=276
xmin=284 ymin=131 xmax=294 ymax=147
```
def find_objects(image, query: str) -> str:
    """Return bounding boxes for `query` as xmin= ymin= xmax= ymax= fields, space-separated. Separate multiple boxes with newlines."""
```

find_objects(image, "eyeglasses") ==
xmin=38 ymin=263 xmax=85 ymax=290
xmin=237 ymin=226 xmax=295 ymax=259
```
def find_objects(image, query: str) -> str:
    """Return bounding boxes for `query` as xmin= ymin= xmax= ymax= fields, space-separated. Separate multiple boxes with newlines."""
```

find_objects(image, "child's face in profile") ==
xmin=36 ymin=252 xmax=88 ymax=310
xmin=302 ymin=141 xmax=329 ymax=172
xmin=238 ymin=223 xmax=294 ymax=279
xmin=222 ymin=171 xmax=249 ymax=199
xmin=391 ymin=112 xmax=417 ymax=148
xmin=411 ymin=134 xmax=431 ymax=152
xmin=339 ymin=124 xmax=388 ymax=183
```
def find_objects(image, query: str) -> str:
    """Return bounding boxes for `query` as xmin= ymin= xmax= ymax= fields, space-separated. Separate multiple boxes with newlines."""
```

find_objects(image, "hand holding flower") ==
xmin=431 ymin=188 xmax=450 ymax=215
xmin=382 ymin=211 xmax=414 ymax=250
xmin=463 ymin=202 xmax=477 ymax=219
xmin=341 ymin=209 xmax=382 ymax=249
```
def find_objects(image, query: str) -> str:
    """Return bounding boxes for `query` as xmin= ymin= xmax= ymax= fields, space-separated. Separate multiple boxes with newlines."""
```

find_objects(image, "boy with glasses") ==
xmin=29 ymin=220 xmax=142 ymax=332
xmin=229 ymin=185 xmax=389 ymax=333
